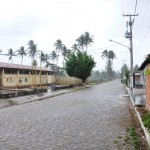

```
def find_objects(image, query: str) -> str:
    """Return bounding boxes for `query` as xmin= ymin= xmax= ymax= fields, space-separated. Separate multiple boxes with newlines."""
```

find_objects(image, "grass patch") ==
xmin=113 ymin=140 xmax=118 ymax=144
xmin=142 ymin=112 xmax=150 ymax=133
xmin=118 ymin=136 xmax=122 ymax=139
xmin=129 ymin=127 xmax=139 ymax=149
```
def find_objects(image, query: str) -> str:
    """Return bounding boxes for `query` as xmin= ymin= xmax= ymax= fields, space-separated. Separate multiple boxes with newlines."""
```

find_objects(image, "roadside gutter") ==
xmin=126 ymin=87 xmax=150 ymax=147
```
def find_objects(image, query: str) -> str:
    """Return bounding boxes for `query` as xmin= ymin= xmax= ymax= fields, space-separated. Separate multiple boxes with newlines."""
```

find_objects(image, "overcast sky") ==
xmin=0 ymin=0 xmax=149 ymax=71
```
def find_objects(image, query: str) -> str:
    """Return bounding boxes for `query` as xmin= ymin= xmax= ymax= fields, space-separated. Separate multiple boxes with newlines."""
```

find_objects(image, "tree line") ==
xmin=0 ymin=31 xmax=118 ymax=83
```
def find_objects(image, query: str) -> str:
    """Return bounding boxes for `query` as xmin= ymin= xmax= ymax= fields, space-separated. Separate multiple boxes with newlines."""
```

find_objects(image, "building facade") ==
xmin=139 ymin=54 xmax=150 ymax=110
xmin=0 ymin=62 xmax=55 ymax=88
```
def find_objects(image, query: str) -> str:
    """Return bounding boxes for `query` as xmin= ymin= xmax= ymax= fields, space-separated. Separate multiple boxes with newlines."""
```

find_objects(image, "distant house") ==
xmin=139 ymin=54 xmax=150 ymax=110
xmin=0 ymin=62 xmax=55 ymax=88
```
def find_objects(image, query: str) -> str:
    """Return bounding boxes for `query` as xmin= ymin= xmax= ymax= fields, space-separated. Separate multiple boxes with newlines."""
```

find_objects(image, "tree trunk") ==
xmin=82 ymin=79 xmax=86 ymax=85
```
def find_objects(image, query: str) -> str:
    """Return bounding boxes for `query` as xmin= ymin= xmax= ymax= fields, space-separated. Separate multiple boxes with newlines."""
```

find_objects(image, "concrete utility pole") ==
xmin=123 ymin=14 xmax=138 ymax=93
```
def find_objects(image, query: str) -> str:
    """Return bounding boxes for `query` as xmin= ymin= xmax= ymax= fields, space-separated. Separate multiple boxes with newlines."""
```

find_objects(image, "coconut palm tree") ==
xmin=27 ymin=40 xmax=39 ymax=87
xmin=27 ymin=40 xmax=39 ymax=61
xmin=76 ymin=35 xmax=85 ymax=52
xmin=76 ymin=32 xmax=94 ymax=53
xmin=101 ymin=49 xmax=109 ymax=70
xmin=66 ymin=49 xmax=71 ymax=58
xmin=50 ymin=50 xmax=58 ymax=64
xmin=84 ymin=32 xmax=94 ymax=52
xmin=7 ymin=48 xmax=16 ymax=63
xmin=54 ymin=39 xmax=63 ymax=66
xmin=32 ymin=59 xmax=38 ymax=67
xmin=39 ymin=51 xmax=45 ymax=67
xmin=101 ymin=50 xmax=116 ymax=80
xmin=54 ymin=39 xmax=63 ymax=54
xmin=16 ymin=46 xmax=27 ymax=64
xmin=32 ymin=59 xmax=38 ymax=86
xmin=108 ymin=50 xmax=116 ymax=60
xmin=62 ymin=45 xmax=68 ymax=68
xmin=44 ymin=54 xmax=50 ymax=65
xmin=71 ymin=43 xmax=79 ymax=53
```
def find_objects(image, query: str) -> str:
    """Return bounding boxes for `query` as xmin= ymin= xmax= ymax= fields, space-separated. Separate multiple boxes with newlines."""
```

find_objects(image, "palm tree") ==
xmin=32 ymin=59 xmax=38 ymax=86
xmin=66 ymin=49 xmax=71 ymax=58
xmin=62 ymin=45 xmax=68 ymax=68
xmin=27 ymin=40 xmax=39 ymax=87
xmin=101 ymin=50 xmax=116 ymax=80
xmin=44 ymin=54 xmax=50 ymax=66
xmin=84 ymin=32 xmax=94 ymax=52
xmin=76 ymin=32 xmax=94 ymax=53
xmin=39 ymin=51 xmax=45 ymax=67
xmin=101 ymin=49 xmax=109 ymax=70
xmin=54 ymin=39 xmax=63 ymax=54
xmin=27 ymin=40 xmax=39 ymax=61
xmin=76 ymin=35 xmax=85 ymax=52
xmin=50 ymin=50 xmax=58 ymax=64
xmin=16 ymin=46 xmax=27 ymax=64
xmin=71 ymin=43 xmax=79 ymax=53
xmin=32 ymin=59 xmax=38 ymax=67
xmin=108 ymin=50 xmax=116 ymax=60
xmin=54 ymin=39 xmax=63 ymax=66
xmin=7 ymin=48 xmax=16 ymax=63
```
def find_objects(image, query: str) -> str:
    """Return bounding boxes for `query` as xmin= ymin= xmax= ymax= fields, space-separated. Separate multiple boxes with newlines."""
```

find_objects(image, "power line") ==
xmin=87 ymin=40 xmax=129 ymax=51
xmin=134 ymin=0 xmax=149 ymax=38
xmin=133 ymin=0 xmax=138 ymax=21
xmin=134 ymin=0 xmax=137 ymax=15
xmin=134 ymin=26 xmax=150 ymax=54
xmin=93 ymin=51 xmax=128 ymax=54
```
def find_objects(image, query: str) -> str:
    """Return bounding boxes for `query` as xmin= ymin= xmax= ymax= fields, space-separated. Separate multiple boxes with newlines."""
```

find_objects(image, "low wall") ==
xmin=146 ymin=75 xmax=150 ymax=111
xmin=55 ymin=76 xmax=82 ymax=85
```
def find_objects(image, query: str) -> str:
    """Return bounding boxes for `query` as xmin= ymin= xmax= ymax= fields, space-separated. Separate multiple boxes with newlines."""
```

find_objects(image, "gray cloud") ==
xmin=0 ymin=15 xmax=47 ymax=38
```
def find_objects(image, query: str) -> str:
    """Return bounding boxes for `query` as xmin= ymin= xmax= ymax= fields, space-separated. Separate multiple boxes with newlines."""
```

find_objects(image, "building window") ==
xmin=41 ymin=71 xmax=47 ymax=75
xmin=19 ymin=70 xmax=30 ymax=74
xmin=4 ymin=69 xmax=17 ymax=74
xmin=48 ymin=72 xmax=54 ymax=75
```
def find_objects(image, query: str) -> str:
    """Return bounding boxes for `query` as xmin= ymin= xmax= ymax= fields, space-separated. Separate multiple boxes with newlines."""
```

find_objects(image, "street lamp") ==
xmin=109 ymin=39 xmax=133 ymax=92
xmin=109 ymin=39 xmax=130 ymax=49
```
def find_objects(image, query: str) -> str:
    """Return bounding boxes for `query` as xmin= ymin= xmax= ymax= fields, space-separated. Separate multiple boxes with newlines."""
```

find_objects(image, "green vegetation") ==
xmin=145 ymin=69 xmax=150 ymax=75
xmin=142 ymin=112 xmax=150 ymax=132
xmin=65 ymin=51 xmax=96 ymax=83
xmin=128 ymin=127 xmax=139 ymax=149
xmin=121 ymin=64 xmax=130 ymax=86
xmin=101 ymin=49 xmax=116 ymax=80
xmin=89 ymin=70 xmax=120 ymax=83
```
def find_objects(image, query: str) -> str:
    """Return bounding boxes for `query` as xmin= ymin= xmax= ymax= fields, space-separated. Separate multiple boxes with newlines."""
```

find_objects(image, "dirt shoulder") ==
xmin=127 ymin=98 xmax=150 ymax=150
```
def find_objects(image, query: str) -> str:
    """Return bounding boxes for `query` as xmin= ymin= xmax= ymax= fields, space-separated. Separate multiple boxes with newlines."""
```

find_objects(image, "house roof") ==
xmin=0 ymin=62 xmax=53 ymax=72
xmin=139 ymin=54 xmax=150 ymax=70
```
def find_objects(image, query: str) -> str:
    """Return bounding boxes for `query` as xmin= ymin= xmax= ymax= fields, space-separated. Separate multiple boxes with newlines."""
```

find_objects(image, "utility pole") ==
xmin=123 ymin=14 xmax=138 ymax=93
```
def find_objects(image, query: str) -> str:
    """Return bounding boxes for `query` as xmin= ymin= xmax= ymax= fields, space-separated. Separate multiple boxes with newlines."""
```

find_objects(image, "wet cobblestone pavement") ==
xmin=0 ymin=80 xmax=134 ymax=149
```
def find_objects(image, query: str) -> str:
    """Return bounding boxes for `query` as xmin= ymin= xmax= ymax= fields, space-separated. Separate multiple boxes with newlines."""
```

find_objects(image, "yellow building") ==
xmin=0 ymin=62 xmax=55 ymax=88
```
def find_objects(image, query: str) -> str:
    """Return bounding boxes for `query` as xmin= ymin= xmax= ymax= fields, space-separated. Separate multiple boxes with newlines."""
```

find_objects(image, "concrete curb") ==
xmin=8 ymin=85 xmax=91 ymax=105
xmin=126 ymin=87 xmax=150 ymax=147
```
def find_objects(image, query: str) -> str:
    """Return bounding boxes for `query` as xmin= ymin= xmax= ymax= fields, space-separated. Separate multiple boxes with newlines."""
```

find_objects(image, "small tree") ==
xmin=121 ymin=64 xmax=130 ymax=86
xmin=65 ymin=51 xmax=96 ymax=83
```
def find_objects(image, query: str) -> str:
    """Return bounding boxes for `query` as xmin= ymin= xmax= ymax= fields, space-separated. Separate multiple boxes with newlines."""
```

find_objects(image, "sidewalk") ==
xmin=0 ymin=85 xmax=90 ymax=108
xmin=127 ymin=87 xmax=150 ymax=147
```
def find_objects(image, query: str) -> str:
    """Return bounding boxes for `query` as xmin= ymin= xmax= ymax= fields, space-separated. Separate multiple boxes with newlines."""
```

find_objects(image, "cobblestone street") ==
xmin=0 ymin=80 xmax=135 ymax=149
